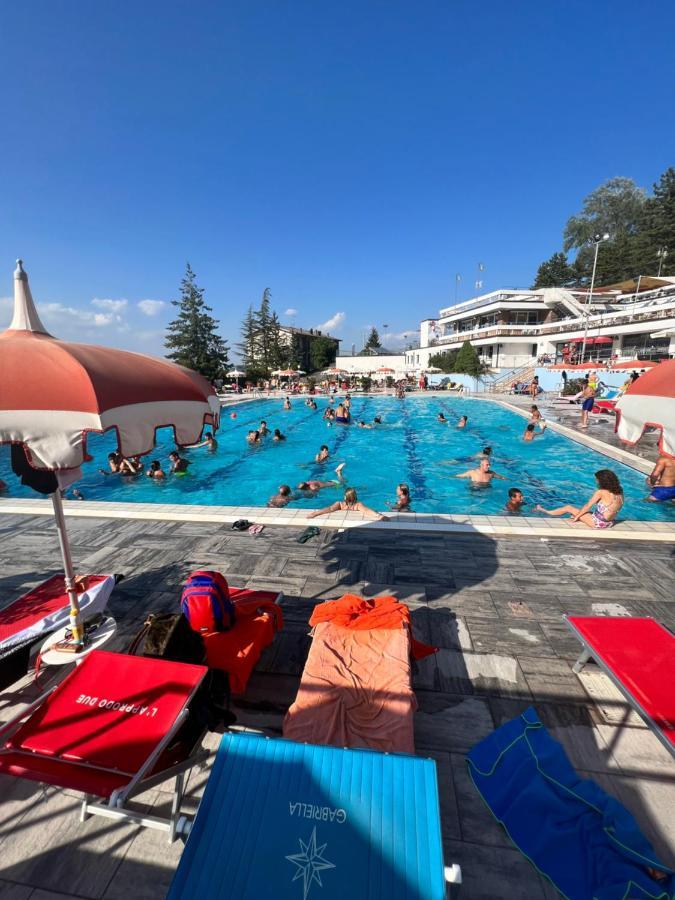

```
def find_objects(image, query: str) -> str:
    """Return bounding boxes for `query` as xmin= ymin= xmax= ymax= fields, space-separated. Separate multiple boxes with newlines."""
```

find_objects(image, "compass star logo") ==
xmin=285 ymin=826 xmax=336 ymax=899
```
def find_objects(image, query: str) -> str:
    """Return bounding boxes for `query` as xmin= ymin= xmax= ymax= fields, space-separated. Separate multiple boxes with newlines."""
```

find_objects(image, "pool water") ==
xmin=1 ymin=396 xmax=673 ymax=522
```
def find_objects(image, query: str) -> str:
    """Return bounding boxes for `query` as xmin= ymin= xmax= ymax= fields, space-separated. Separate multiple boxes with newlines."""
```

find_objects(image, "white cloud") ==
xmin=91 ymin=298 xmax=128 ymax=313
xmin=315 ymin=311 xmax=345 ymax=332
xmin=39 ymin=301 xmax=120 ymax=329
xmin=285 ymin=307 xmax=298 ymax=317
xmin=93 ymin=312 xmax=114 ymax=327
xmin=383 ymin=328 xmax=419 ymax=346
xmin=138 ymin=299 xmax=166 ymax=317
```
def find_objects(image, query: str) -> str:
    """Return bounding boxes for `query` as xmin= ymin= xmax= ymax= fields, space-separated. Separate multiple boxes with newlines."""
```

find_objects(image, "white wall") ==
xmin=335 ymin=354 xmax=407 ymax=375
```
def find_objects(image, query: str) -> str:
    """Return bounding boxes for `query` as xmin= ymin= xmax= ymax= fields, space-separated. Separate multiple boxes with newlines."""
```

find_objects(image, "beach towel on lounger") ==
xmin=467 ymin=707 xmax=674 ymax=900
xmin=283 ymin=595 xmax=436 ymax=754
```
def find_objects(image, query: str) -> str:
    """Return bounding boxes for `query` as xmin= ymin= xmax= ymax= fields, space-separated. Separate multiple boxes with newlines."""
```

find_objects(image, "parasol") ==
xmin=0 ymin=260 xmax=220 ymax=645
xmin=227 ymin=368 xmax=245 ymax=378
xmin=615 ymin=360 xmax=674 ymax=456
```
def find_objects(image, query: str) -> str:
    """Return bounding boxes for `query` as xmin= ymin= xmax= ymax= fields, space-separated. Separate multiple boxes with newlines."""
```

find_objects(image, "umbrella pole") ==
xmin=50 ymin=491 xmax=84 ymax=646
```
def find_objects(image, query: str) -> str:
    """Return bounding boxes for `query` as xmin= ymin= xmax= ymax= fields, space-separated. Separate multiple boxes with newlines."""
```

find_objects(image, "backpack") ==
xmin=180 ymin=570 xmax=236 ymax=634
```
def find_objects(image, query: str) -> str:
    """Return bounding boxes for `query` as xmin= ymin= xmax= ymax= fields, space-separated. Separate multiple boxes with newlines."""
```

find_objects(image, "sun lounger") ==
xmin=0 ymin=649 xmax=209 ymax=841
xmin=168 ymin=732 xmax=460 ymax=899
xmin=283 ymin=594 xmax=436 ymax=754
xmin=0 ymin=574 xmax=116 ymax=688
xmin=565 ymin=614 xmax=675 ymax=758
xmin=200 ymin=588 xmax=283 ymax=695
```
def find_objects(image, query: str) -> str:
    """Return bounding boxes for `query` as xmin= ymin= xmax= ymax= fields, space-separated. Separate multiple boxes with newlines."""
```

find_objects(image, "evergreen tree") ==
xmin=254 ymin=288 xmax=274 ymax=372
xmin=364 ymin=327 xmax=381 ymax=351
xmin=165 ymin=263 xmax=229 ymax=383
xmin=238 ymin=305 xmax=258 ymax=371
xmin=268 ymin=311 xmax=286 ymax=370
xmin=532 ymin=252 xmax=574 ymax=288
xmin=429 ymin=349 xmax=459 ymax=373
xmin=454 ymin=341 xmax=484 ymax=376
xmin=288 ymin=333 xmax=303 ymax=370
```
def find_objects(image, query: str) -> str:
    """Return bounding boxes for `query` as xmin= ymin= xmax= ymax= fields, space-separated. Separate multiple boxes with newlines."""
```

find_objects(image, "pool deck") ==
xmin=0 ymin=514 xmax=674 ymax=899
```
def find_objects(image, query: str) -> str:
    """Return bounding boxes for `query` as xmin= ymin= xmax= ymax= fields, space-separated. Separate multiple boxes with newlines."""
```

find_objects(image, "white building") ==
xmin=406 ymin=278 xmax=675 ymax=375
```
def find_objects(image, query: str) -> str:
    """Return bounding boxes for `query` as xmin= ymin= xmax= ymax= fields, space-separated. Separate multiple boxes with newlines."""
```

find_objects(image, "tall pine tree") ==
xmin=165 ymin=263 xmax=229 ymax=383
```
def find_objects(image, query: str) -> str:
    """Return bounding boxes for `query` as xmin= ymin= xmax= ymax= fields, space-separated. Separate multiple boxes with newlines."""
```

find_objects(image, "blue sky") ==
xmin=1 ymin=1 xmax=673 ymax=359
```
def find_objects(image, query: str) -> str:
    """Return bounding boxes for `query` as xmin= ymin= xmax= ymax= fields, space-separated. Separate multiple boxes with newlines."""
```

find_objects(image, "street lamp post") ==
xmin=580 ymin=233 xmax=610 ymax=363
xmin=656 ymin=247 xmax=668 ymax=277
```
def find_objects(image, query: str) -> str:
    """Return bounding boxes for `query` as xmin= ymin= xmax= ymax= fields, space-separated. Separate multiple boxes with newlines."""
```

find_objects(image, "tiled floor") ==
xmin=0 ymin=514 xmax=674 ymax=899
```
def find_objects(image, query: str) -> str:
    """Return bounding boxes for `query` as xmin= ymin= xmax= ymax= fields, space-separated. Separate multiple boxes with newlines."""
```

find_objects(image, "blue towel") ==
xmin=467 ymin=707 xmax=674 ymax=900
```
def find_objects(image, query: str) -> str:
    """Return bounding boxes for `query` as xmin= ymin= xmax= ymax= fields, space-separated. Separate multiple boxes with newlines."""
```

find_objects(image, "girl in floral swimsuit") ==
xmin=535 ymin=469 xmax=623 ymax=529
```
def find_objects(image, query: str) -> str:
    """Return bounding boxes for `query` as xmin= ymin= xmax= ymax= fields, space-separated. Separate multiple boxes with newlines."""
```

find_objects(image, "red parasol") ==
xmin=615 ymin=360 xmax=674 ymax=456
xmin=0 ymin=260 xmax=220 ymax=643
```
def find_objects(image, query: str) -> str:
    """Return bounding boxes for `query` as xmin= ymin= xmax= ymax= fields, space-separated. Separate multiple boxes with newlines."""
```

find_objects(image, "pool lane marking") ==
xmin=400 ymin=396 xmax=429 ymax=501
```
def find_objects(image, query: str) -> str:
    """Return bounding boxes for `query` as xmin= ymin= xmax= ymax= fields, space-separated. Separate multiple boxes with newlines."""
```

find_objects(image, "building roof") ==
xmin=279 ymin=324 xmax=340 ymax=342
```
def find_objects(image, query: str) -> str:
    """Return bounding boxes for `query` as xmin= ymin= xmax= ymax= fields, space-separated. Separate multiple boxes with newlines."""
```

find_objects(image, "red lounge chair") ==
xmin=0 ymin=649 xmax=208 ymax=841
xmin=565 ymin=615 xmax=675 ymax=758
xmin=0 ymin=574 xmax=116 ymax=688
xmin=200 ymin=588 xmax=283 ymax=695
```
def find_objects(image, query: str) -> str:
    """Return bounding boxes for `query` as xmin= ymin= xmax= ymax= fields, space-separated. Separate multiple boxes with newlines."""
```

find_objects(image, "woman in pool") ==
xmin=273 ymin=428 xmax=286 ymax=441
xmin=308 ymin=487 xmax=387 ymax=521
xmin=387 ymin=483 xmax=411 ymax=511
xmin=283 ymin=397 xmax=292 ymax=410
xmin=535 ymin=469 xmax=623 ymax=529
xmin=457 ymin=415 xmax=468 ymax=429
xmin=247 ymin=430 xmax=262 ymax=444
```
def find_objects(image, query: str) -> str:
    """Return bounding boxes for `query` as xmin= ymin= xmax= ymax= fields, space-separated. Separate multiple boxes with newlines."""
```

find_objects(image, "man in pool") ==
xmin=259 ymin=420 xmax=269 ymax=436
xmin=188 ymin=432 xmax=218 ymax=451
xmin=273 ymin=428 xmax=286 ymax=441
xmin=283 ymin=397 xmax=292 ymax=410
xmin=268 ymin=484 xmax=293 ymax=507
xmin=146 ymin=460 xmax=166 ymax=480
xmin=315 ymin=444 xmax=330 ymax=463
xmin=523 ymin=423 xmax=546 ymax=442
xmin=455 ymin=457 xmax=506 ymax=486
xmin=437 ymin=412 xmax=447 ymax=423
xmin=645 ymin=454 xmax=675 ymax=502
xmin=357 ymin=420 xmax=373 ymax=429
xmin=247 ymin=430 xmax=262 ymax=444
xmin=505 ymin=488 xmax=525 ymax=513
xmin=457 ymin=415 xmax=468 ymax=428
xmin=169 ymin=451 xmax=190 ymax=474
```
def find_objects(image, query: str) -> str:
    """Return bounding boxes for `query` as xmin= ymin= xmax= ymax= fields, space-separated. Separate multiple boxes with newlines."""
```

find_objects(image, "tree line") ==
xmin=533 ymin=167 xmax=674 ymax=288
xmin=428 ymin=341 xmax=485 ymax=376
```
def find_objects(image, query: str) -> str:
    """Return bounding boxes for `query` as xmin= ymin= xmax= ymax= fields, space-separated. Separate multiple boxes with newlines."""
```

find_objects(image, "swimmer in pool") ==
xmin=283 ymin=397 xmax=292 ymax=410
xmin=437 ymin=412 xmax=447 ymax=423
xmin=247 ymin=430 xmax=262 ymax=444
xmin=455 ymin=457 xmax=506 ymax=486
xmin=188 ymin=432 xmax=218 ymax=452
xmin=523 ymin=423 xmax=546 ymax=442
xmin=268 ymin=484 xmax=293 ymax=508
xmin=169 ymin=451 xmax=190 ymax=474
xmin=457 ymin=415 xmax=468 ymax=429
xmin=273 ymin=428 xmax=286 ymax=441
xmin=386 ymin=483 xmax=412 ymax=511
xmin=146 ymin=460 xmax=166 ymax=480
xmin=373 ymin=416 xmax=382 ymax=425
xmin=315 ymin=444 xmax=330 ymax=463
xmin=259 ymin=420 xmax=269 ymax=436
xmin=645 ymin=454 xmax=675 ymax=502
xmin=505 ymin=488 xmax=525 ymax=514
xmin=297 ymin=464 xmax=347 ymax=495
xmin=357 ymin=420 xmax=373 ymax=429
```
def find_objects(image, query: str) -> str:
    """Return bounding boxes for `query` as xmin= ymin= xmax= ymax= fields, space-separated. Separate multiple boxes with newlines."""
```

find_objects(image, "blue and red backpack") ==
xmin=180 ymin=570 xmax=236 ymax=634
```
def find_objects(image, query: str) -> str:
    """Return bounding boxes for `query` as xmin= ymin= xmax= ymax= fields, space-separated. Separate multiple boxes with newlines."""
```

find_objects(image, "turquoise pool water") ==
xmin=1 ymin=396 xmax=673 ymax=521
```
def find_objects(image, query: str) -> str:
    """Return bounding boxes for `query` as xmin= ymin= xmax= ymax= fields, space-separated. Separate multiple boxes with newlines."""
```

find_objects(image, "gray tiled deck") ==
xmin=0 ymin=513 xmax=674 ymax=899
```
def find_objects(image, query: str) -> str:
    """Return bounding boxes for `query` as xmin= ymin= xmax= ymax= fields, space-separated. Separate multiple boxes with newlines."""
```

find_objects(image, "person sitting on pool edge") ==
xmin=455 ymin=456 xmax=506 ymax=487
xmin=308 ymin=487 xmax=387 ymax=521
xmin=146 ymin=460 xmax=166 ymax=480
xmin=645 ymin=454 xmax=675 ymax=502
xmin=169 ymin=451 xmax=190 ymax=474
xmin=273 ymin=428 xmax=286 ymax=442
xmin=268 ymin=484 xmax=293 ymax=508
xmin=505 ymin=488 xmax=525 ymax=514
xmin=315 ymin=444 xmax=330 ymax=463
xmin=457 ymin=415 xmax=468 ymax=428
xmin=535 ymin=469 xmax=623 ymax=529
xmin=523 ymin=423 xmax=546 ymax=442
xmin=386 ymin=483 xmax=412 ymax=511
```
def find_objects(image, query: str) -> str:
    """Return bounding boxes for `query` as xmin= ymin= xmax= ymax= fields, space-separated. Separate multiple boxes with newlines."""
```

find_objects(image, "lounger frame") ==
xmin=563 ymin=614 xmax=675 ymax=760
xmin=0 ymin=676 xmax=209 ymax=842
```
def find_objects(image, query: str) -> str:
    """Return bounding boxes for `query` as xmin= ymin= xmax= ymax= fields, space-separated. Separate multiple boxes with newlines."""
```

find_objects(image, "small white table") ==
xmin=39 ymin=616 xmax=117 ymax=667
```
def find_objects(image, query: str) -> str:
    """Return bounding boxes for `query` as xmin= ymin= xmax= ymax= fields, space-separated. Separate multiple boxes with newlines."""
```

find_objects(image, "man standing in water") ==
xmin=645 ymin=454 xmax=675 ymax=502
xmin=455 ymin=457 xmax=507 ymax=486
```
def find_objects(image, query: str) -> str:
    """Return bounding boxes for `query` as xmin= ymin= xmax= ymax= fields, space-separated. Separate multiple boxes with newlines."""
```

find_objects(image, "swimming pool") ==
xmin=1 ymin=396 xmax=673 ymax=522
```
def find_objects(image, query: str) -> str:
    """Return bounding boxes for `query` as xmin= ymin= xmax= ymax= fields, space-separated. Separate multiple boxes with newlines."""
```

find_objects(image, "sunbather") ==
xmin=535 ymin=469 xmax=623 ymax=528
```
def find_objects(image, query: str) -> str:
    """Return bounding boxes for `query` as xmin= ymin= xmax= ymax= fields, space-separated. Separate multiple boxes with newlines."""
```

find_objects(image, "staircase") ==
xmin=488 ymin=362 xmax=536 ymax=394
